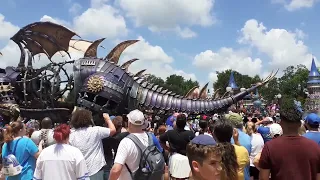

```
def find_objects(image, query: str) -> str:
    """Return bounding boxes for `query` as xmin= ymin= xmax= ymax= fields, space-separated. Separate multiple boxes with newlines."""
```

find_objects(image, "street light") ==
xmin=276 ymin=94 xmax=282 ymax=99
xmin=226 ymin=86 xmax=232 ymax=92
xmin=240 ymin=87 xmax=246 ymax=92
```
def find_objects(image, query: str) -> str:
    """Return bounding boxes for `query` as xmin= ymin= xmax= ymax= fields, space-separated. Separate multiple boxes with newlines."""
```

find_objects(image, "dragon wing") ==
xmin=69 ymin=39 xmax=93 ymax=53
xmin=11 ymin=21 xmax=78 ymax=60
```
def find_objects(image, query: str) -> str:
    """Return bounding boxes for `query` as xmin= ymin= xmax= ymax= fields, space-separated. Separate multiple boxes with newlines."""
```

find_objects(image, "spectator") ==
xmin=226 ymin=113 xmax=251 ymax=180
xmin=2 ymin=121 xmax=42 ymax=180
xmin=102 ymin=116 xmax=129 ymax=179
xmin=186 ymin=135 xmax=222 ymax=180
xmin=255 ymin=117 xmax=274 ymax=143
xmin=245 ymin=122 xmax=264 ymax=180
xmin=195 ymin=119 xmax=212 ymax=137
xmin=31 ymin=117 xmax=56 ymax=148
xmin=213 ymin=119 xmax=249 ymax=180
xmin=109 ymin=109 xmax=160 ymax=180
xmin=69 ymin=109 xmax=116 ymax=179
xmin=303 ymin=113 xmax=320 ymax=144
xmin=160 ymin=114 xmax=195 ymax=179
xmin=259 ymin=100 xmax=320 ymax=180
xmin=33 ymin=124 xmax=89 ymax=180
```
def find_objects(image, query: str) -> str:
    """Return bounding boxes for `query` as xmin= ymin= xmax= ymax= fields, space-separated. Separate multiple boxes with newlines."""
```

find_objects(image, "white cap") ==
xmin=270 ymin=123 xmax=283 ymax=137
xmin=127 ymin=109 xmax=145 ymax=126
xmin=266 ymin=117 xmax=274 ymax=122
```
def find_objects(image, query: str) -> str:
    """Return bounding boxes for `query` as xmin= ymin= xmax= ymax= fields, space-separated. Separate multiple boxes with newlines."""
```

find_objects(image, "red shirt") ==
xmin=259 ymin=136 xmax=320 ymax=180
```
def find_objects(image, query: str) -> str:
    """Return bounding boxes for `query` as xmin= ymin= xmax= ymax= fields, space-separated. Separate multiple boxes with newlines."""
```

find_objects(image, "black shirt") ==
xmin=159 ymin=129 xmax=195 ymax=155
xmin=102 ymin=132 xmax=129 ymax=160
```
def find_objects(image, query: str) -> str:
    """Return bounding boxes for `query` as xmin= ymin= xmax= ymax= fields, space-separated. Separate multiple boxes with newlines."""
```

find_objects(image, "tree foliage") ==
xmin=147 ymin=74 xmax=199 ymax=95
xmin=213 ymin=64 xmax=309 ymax=103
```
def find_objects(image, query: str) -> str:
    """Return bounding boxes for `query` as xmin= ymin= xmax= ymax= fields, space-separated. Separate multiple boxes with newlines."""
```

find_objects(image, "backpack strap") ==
xmin=126 ymin=133 xmax=151 ymax=152
xmin=7 ymin=137 xmax=22 ymax=154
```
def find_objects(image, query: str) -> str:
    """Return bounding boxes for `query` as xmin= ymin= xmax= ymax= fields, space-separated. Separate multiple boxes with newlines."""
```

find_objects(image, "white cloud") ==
xmin=238 ymin=19 xmax=312 ymax=69
xmin=118 ymin=36 xmax=196 ymax=81
xmin=118 ymin=0 xmax=215 ymax=38
xmin=73 ymin=5 xmax=128 ymax=38
xmin=193 ymin=48 xmax=263 ymax=83
xmin=40 ymin=15 xmax=71 ymax=28
xmin=0 ymin=14 xmax=19 ymax=40
xmin=69 ymin=3 xmax=82 ymax=15
xmin=175 ymin=27 xmax=197 ymax=39
xmin=41 ymin=2 xmax=128 ymax=39
xmin=272 ymin=0 xmax=317 ymax=11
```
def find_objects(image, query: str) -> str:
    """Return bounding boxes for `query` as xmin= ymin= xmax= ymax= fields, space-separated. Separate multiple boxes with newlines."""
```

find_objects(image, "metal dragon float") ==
xmin=0 ymin=21 xmax=277 ymax=123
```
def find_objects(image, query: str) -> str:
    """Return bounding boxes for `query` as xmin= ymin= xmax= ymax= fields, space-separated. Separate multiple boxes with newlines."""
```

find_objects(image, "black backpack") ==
xmin=125 ymin=133 xmax=165 ymax=180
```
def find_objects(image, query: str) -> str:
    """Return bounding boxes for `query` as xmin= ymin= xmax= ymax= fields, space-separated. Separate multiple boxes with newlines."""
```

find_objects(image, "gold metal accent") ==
xmin=87 ymin=75 xmax=104 ymax=93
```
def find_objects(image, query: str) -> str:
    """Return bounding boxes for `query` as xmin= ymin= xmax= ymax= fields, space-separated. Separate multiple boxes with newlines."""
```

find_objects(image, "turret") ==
xmin=307 ymin=58 xmax=320 ymax=94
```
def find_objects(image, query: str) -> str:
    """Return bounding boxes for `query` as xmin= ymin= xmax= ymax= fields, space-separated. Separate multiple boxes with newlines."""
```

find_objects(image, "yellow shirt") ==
xmin=233 ymin=144 xmax=249 ymax=180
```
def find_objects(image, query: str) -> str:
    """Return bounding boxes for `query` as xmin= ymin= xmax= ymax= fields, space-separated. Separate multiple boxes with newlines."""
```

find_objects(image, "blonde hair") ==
xmin=245 ymin=122 xmax=256 ymax=136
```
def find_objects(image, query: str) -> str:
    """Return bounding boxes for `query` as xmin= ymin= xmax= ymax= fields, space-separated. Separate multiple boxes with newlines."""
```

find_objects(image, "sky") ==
xmin=0 ymin=0 xmax=319 ymax=89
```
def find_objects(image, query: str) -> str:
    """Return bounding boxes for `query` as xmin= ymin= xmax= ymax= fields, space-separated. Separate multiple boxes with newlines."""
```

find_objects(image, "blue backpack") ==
xmin=2 ymin=138 xmax=28 ymax=177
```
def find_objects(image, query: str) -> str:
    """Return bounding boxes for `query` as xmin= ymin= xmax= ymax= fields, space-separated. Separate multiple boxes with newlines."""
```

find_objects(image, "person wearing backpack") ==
xmin=2 ymin=120 xmax=42 ymax=180
xmin=109 ymin=109 xmax=165 ymax=180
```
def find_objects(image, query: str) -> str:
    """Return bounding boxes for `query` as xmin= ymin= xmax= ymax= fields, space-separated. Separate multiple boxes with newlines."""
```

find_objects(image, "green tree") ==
xmin=259 ymin=78 xmax=280 ymax=103
xmin=147 ymin=74 xmax=199 ymax=96
xmin=278 ymin=64 xmax=309 ymax=103
xmin=145 ymin=74 xmax=165 ymax=86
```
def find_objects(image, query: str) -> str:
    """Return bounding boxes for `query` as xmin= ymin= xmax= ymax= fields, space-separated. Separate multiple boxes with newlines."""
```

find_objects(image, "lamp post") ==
xmin=226 ymin=86 xmax=232 ymax=93
xmin=276 ymin=93 xmax=282 ymax=107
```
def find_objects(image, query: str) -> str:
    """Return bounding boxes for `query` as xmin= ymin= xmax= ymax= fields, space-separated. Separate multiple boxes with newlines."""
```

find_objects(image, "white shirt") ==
xmin=31 ymin=129 xmax=56 ymax=147
xmin=69 ymin=126 xmax=110 ymax=176
xmin=33 ymin=144 xmax=89 ymax=180
xmin=114 ymin=133 xmax=149 ymax=180
xmin=249 ymin=133 xmax=264 ymax=166
xmin=195 ymin=132 xmax=213 ymax=137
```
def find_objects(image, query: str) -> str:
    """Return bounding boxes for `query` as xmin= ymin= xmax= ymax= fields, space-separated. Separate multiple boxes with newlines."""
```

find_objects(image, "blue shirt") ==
xmin=257 ymin=126 xmax=272 ymax=143
xmin=303 ymin=132 xmax=320 ymax=145
xmin=2 ymin=137 xmax=38 ymax=180
xmin=151 ymin=133 xmax=163 ymax=153
xmin=231 ymin=129 xmax=252 ymax=180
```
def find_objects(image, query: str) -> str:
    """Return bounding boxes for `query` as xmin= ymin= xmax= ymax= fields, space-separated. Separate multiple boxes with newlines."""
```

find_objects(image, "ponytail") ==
xmin=217 ymin=142 xmax=239 ymax=180
xmin=4 ymin=121 xmax=24 ymax=143
xmin=4 ymin=126 xmax=14 ymax=143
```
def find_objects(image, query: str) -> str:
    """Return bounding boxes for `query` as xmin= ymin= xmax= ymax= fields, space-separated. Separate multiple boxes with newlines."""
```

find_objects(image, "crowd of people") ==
xmin=0 ymin=102 xmax=319 ymax=180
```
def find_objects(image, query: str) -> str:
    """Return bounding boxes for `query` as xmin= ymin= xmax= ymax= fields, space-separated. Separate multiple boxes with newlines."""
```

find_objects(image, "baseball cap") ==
xmin=265 ymin=117 xmax=273 ymax=122
xmin=127 ymin=109 xmax=145 ymax=126
xmin=191 ymin=135 xmax=217 ymax=145
xmin=269 ymin=123 xmax=283 ymax=137
xmin=225 ymin=113 xmax=243 ymax=127
xmin=305 ymin=113 xmax=320 ymax=126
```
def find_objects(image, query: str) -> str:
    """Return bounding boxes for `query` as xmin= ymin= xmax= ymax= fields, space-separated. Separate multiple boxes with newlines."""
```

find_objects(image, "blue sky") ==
xmin=0 ymin=0 xmax=319 ymax=88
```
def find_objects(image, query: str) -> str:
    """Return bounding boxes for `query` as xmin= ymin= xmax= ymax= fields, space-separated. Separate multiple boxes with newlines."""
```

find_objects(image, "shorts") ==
xmin=250 ymin=166 xmax=259 ymax=180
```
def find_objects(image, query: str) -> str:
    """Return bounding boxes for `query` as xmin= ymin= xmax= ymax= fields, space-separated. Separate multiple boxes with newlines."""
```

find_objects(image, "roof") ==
xmin=309 ymin=58 xmax=320 ymax=77
xmin=228 ymin=71 xmax=239 ymax=89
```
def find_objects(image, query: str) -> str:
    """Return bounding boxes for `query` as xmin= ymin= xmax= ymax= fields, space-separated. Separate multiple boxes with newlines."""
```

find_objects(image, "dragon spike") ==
xmin=134 ymin=69 xmax=147 ymax=77
xmin=84 ymin=38 xmax=105 ymax=58
xmin=120 ymin=58 xmax=139 ymax=72
xmin=199 ymin=82 xmax=209 ymax=99
xmin=104 ymin=40 xmax=139 ymax=64
xmin=27 ymin=50 xmax=33 ymax=68
xmin=213 ymin=88 xmax=221 ymax=99
xmin=185 ymin=86 xmax=199 ymax=99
